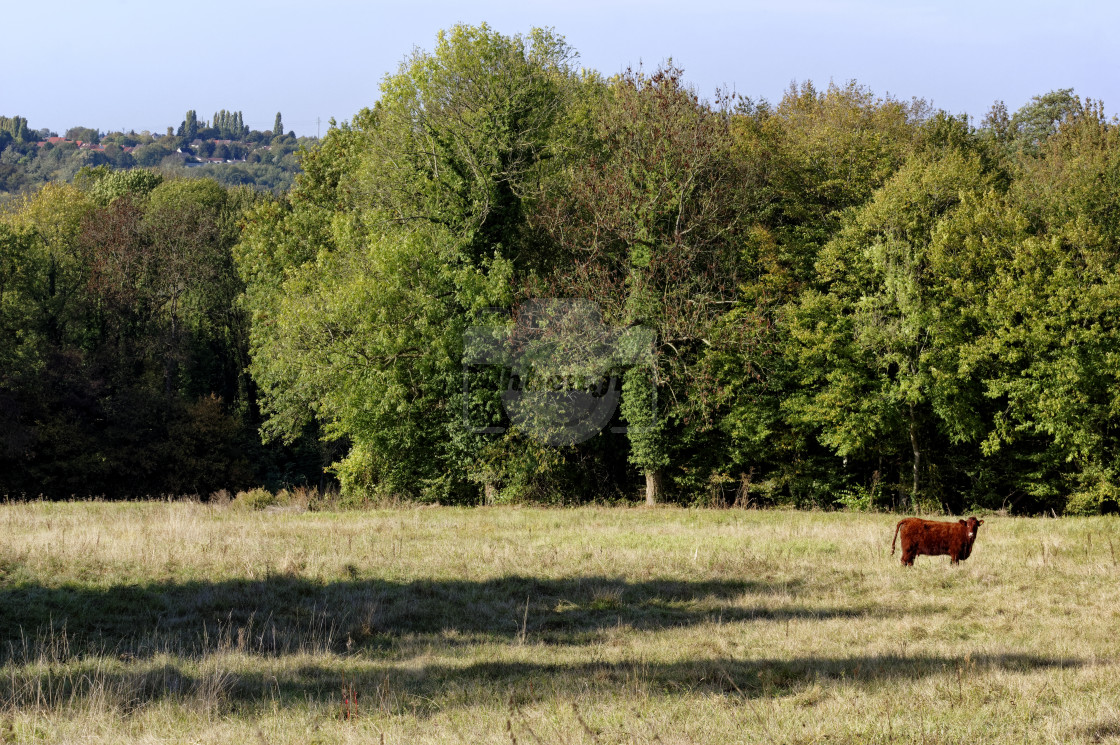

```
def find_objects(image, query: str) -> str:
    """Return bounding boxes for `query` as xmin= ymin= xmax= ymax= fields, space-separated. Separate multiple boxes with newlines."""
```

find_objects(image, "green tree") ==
xmin=237 ymin=24 xmax=576 ymax=501
xmin=75 ymin=165 xmax=164 ymax=205
xmin=273 ymin=112 xmax=283 ymax=138
xmin=65 ymin=127 xmax=100 ymax=144
xmin=698 ymin=84 xmax=928 ymax=505
xmin=1 ymin=116 xmax=33 ymax=142
xmin=1009 ymin=89 xmax=1081 ymax=155
xmin=965 ymin=104 xmax=1120 ymax=513
xmin=179 ymin=110 xmax=198 ymax=142
xmin=783 ymin=144 xmax=998 ymax=508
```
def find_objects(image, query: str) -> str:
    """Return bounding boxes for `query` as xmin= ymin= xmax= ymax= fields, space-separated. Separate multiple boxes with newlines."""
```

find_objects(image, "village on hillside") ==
xmin=1 ymin=111 xmax=313 ymax=193
xmin=33 ymin=134 xmax=275 ymax=165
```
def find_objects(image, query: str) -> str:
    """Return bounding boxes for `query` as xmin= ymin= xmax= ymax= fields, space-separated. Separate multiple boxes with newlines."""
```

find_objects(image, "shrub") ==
xmin=233 ymin=487 xmax=280 ymax=510
xmin=1064 ymin=479 xmax=1120 ymax=516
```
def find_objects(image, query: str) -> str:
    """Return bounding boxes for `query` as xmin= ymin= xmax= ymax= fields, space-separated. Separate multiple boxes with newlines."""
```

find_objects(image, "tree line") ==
xmin=4 ymin=25 xmax=1119 ymax=514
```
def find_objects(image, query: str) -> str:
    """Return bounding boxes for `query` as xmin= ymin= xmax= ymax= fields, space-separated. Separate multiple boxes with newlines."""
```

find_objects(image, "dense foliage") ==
xmin=6 ymin=26 xmax=1120 ymax=514
xmin=0 ymin=168 xmax=324 ymax=497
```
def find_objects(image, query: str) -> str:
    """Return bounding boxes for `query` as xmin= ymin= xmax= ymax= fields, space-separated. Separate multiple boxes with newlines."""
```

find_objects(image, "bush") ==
xmin=233 ymin=487 xmax=281 ymax=510
xmin=1064 ymin=479 xmax=1120 ymax=516
xmin=275 ymin=485 xmax=340 ymax=511
xmin=836 ymin=485 xmax=875 ymax=512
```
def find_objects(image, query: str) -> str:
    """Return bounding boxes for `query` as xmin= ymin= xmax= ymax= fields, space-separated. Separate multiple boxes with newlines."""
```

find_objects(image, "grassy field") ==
xmin=1 ymin=502 xmax=1119 ymax=743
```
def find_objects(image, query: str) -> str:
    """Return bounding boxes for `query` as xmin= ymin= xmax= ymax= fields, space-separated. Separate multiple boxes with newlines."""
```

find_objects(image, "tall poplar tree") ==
xmin=183 ymin=110 xmax=198 ymax=142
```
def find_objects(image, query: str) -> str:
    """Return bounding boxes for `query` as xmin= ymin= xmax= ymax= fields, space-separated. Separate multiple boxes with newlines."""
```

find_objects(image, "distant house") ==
xmin=34 ymin=137 xmax=105 ymax=151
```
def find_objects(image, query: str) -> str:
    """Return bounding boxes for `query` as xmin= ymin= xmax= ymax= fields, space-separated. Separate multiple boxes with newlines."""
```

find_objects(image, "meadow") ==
xmin=1 ymin=501 xmax=1118 ymax=744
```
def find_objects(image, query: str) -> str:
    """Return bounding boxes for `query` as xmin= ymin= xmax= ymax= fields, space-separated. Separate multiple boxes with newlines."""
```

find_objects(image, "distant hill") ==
xmin=0 ymin=110 xmax=315 ymax=197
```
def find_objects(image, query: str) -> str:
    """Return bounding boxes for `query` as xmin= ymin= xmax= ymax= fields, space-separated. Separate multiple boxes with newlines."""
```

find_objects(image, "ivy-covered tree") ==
xmin=536 ymin=65 xmax=746 ymax=503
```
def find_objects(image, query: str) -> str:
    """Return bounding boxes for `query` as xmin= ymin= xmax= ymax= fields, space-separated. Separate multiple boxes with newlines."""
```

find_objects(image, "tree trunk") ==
xmin=645 ymin=469 xmax=662 ymax=505
xmin=909 ymin=406 xmax=920 ymax=509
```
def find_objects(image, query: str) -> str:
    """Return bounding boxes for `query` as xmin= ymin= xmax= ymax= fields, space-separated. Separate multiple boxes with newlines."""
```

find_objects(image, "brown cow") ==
xmin=891 ymin=516 xmax=984 ymax=566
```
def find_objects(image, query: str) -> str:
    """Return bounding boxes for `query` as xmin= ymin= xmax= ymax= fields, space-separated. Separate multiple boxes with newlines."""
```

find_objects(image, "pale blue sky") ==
xmin=5 ymin=0 xmax=1116 ymax=136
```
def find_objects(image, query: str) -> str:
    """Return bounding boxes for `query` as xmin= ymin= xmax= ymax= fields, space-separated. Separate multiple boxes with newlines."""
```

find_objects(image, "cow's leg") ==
xmin=901 ymin=549 xmax=917 ymax=566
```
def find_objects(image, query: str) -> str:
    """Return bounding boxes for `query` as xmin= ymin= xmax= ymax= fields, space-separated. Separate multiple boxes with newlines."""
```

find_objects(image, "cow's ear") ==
xmin=978 ymin=519 xmax=984 ymax=525
xmin=959 ymin=519 xmax=966 ymax=525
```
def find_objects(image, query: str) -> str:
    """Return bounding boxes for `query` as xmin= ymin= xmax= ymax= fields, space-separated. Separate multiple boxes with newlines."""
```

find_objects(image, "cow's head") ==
xmin=959 ymin=516 xmax=984 ymax=542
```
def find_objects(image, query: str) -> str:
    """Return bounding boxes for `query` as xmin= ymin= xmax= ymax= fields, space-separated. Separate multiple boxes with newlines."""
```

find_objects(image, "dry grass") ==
xmin=1 ymin=501 xmax=1119 ymax=743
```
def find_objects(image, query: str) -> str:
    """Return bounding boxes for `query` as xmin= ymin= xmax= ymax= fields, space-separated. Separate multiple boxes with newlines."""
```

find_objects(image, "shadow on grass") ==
xmin=1076 ymin=719 xmax=1120 ymax=742
xmin=0 ymin=651 xmax=1083 ymax=713
xmin=0 ymin=573 xmax=906 ymax=660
